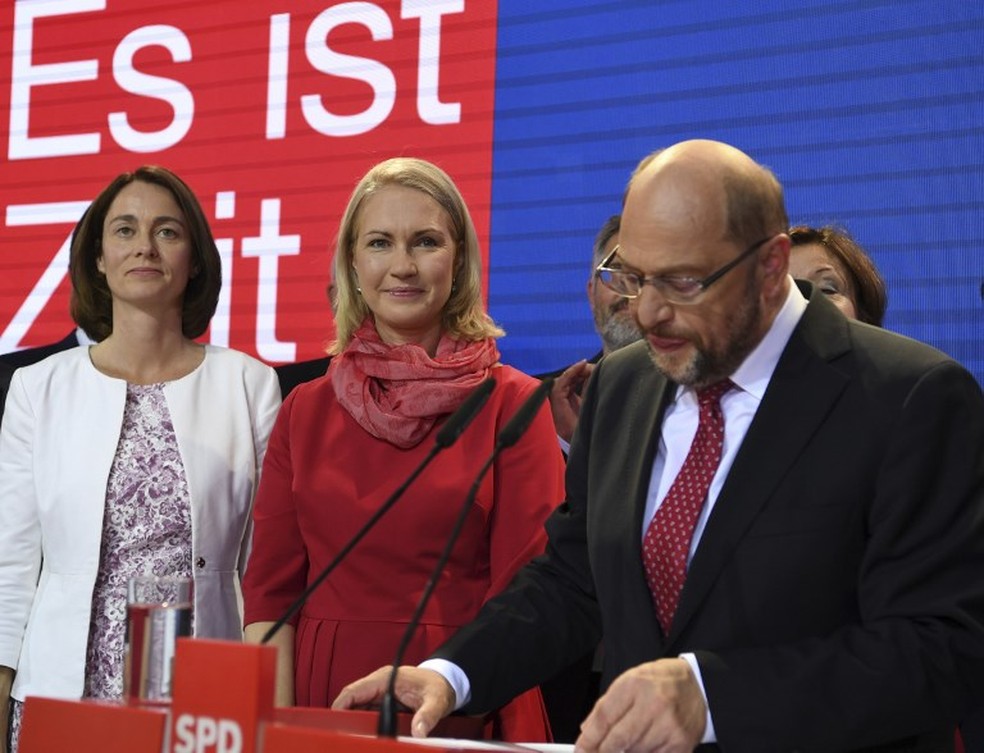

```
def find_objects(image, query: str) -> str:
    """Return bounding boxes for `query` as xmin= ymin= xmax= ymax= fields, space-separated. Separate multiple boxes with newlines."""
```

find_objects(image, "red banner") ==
xmin=0 ymin=0 xmax=497 ymax=362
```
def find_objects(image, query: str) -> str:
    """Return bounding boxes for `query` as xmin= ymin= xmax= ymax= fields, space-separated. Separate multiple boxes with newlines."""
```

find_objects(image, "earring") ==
xmin=451 ymin=278 xmax=457 ymax=295
xmin=356 ymin=286 xmax=362 ymax=294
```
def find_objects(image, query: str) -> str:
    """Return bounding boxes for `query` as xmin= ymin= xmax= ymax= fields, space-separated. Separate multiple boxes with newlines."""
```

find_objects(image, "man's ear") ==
xmin=760 ymin=233 xmax=790 ymax=295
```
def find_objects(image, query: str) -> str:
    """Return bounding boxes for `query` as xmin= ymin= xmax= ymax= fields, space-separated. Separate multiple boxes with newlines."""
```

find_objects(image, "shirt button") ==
xmin=196 ymin=557 xmax=206 ymax=568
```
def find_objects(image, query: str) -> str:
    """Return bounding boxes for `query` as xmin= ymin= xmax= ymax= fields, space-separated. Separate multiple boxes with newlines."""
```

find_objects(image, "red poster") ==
xmin=0 ymin=0 xmax=498 ymax=363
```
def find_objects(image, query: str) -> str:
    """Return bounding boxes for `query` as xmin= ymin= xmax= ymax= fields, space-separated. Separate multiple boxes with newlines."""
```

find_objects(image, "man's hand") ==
xmin=332 ymin=666 xmax=456 ymax=738
xmin=549 ymin=360 xmax=596 ymax=443
xmin=575 ymin=658 xmax=706 ymax=753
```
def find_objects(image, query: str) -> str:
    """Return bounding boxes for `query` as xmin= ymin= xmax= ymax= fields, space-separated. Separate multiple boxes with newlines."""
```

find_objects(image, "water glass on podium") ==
xmin=124 ymin=575 xmax=193 ymax=703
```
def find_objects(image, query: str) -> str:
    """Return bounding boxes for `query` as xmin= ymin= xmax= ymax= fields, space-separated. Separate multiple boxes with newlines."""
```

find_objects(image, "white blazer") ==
xmin=0 ymin=345 xmax=281 ymax=701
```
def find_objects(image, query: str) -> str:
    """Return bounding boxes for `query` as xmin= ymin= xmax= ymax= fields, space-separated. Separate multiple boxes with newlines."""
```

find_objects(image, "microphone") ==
xmin=434 ymin=378 xmax=497 ymax=448
xmin=377 ymin=377 xmax=555 ymax=737
xmin=260 ymin=377 xmax=497 ymax=644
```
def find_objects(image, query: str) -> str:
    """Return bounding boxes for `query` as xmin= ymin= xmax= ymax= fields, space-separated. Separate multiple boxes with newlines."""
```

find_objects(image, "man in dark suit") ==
xmin=335 ymin=140 xmax=984 ymax=751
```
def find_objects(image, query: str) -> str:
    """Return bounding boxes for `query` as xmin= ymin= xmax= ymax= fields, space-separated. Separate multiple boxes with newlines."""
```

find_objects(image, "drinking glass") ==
xmin=124 ymin=575 xmax=193 ymax=703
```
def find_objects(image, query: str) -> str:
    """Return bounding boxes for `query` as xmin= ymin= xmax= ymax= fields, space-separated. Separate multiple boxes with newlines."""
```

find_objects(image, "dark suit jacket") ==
xmin=0 ymin=361 xmax=13 ymax=427
xmin=0 ymin=331 xmax=82 ymax=425
xmin=535 ymin=348 xmax=606 ymax=742
xmin=0 ymin=331 xmax=81 ymax=368
xmin=274 ymin=356 xmax=331 ymax=399
xmin=435 ymin=285 xmax=984 ymax=752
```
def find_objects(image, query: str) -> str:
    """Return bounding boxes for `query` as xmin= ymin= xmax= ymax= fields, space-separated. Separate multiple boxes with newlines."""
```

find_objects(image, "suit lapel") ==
xmin=624 ymin=365 xmax=675 ymax=587
xmin=588 ymin=346 xmax=676 ymax=652
xmin=667 ymin=291 xmax=853 ymax=646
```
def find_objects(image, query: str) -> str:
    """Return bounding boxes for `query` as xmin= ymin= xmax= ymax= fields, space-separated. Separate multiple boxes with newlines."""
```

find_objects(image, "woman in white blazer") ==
xmin=0 ymin=167 xmax=281 ymax=752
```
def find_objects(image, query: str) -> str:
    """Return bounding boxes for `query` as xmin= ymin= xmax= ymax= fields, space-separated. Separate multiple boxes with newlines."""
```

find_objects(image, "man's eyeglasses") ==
xmin=595 ymin=235 xmax=775 ymax=304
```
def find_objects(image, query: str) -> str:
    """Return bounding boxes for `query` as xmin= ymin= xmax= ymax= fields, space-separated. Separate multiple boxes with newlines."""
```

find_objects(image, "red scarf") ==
xmin=330 ymin=319 xmax=500 ymax=448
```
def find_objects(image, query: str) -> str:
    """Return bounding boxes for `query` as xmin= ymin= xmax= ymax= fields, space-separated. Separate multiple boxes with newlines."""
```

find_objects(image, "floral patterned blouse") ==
xmin=83 ymin=381 xmax=194 ymax=698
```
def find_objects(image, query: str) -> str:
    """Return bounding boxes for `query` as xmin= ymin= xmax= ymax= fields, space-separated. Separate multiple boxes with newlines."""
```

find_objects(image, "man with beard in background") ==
xmin=542 ymin=214 xmax=642 ymax=447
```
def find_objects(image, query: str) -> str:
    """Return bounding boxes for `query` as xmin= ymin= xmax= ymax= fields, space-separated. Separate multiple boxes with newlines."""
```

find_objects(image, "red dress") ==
xmin=242 ymin=365 xmax=566 ymax=741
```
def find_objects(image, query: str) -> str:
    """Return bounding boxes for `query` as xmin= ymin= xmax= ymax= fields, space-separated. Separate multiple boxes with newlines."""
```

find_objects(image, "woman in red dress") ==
xmin=242 ymin=157 xmax=565 ymax=741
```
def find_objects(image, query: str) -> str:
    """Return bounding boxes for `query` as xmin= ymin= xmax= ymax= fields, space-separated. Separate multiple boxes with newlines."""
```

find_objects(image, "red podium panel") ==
xmin=17 ymin=641 xmax=488 ymax=753
xmin=169 ymin=638 xmax=277 ymax=753
xmin=19 ymin=697 xmax=167 ymax=753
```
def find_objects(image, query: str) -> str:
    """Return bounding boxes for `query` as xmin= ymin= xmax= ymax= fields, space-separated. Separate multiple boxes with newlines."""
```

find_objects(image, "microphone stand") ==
xmin=377 ymin=378 xmax=554 ymax=737
xmin=377 ymin=452 xmax=495 ymax=737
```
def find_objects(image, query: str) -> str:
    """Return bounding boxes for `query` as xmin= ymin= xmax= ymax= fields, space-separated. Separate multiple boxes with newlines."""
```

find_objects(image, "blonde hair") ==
xmin=330 ymin=157 xmax=503 ymax=353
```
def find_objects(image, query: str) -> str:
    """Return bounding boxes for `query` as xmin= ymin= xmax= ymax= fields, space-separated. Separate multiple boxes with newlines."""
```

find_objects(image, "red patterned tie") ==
xmin=643 ymin=379 xmax=733 ymax=635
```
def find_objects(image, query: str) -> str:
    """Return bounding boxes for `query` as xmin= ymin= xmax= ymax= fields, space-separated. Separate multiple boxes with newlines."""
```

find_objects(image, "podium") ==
xmin=19 ymin=638 xmax=487 ymax=753
xmin=18 ymin=698 xmax=168 ymax=752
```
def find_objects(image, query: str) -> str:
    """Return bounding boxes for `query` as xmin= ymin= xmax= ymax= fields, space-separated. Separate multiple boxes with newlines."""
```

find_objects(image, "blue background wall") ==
xmin=487 ymin=0 xmax=983 ymax=384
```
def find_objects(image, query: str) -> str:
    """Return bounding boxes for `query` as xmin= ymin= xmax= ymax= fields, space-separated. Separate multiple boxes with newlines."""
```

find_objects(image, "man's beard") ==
xmin=646 ymin=277 xmax=763 ymax=387
xmin=595 ymin=302 xmax=642 ymax=353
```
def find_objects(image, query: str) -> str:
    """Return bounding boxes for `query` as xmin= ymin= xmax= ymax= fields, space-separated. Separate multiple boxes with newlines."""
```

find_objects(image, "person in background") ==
xmin=273 ymin=284 xmax=337 ymax=398
xmin=242 ymin=157 xmax=565 ymax=742
xmin=0 ymin=328 xmax=93 ymax=369
xmin=537 ymin=213 xmax=642 ymax=742
xmin=0 ymin=166 xmax=281 ymax=753
xmin=274 ymin=354 xmax=331 ymax=397
xmin=788 ymin=224 xmax=887 ymax=326
xmin=587 ymin=216 xmax=641 ymax=355
xmin=542 ymin=214 xmax=643 ymax=446
xmin=0 ymin=363 xmax=12 ymax=427
xmin=334 ymin=140 xmax=984 ymax=752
